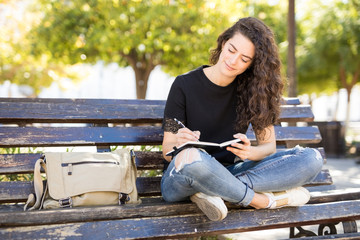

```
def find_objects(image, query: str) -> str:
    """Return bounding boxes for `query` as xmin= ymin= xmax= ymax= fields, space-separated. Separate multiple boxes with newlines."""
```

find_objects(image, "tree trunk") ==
xmin=133 ymin=64 xmax=154 ymax=99
xmin=287 ymin=0 xmax=297 ymax=97
xmin=345 ymin=88 xmax=351 ymax=135
xmin=339 ymin=65 xmax=360 ymax=135
xmin=121 ymin=50 xmax=156 ymax=99
xmin=333 ymin=90 xmax=340 ymax=121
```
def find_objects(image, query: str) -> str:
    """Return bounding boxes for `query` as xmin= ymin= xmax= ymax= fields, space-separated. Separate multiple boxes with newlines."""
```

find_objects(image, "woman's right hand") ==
xmin=162 ymin=128 xmax=200 ymax=162
xmin=176 ymin=128 xmax=200 ymax=146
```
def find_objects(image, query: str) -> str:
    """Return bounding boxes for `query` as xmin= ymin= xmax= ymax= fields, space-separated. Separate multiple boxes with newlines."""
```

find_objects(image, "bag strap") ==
xmin=24 ymin=158 xmax=46 ymax=211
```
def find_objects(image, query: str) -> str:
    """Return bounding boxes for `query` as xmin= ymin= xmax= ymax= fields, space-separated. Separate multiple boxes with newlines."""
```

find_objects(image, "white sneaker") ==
xmin=263 ymin=187 xmax=310 ymax=209
xmin=190 ymin=192 xmax=228 ymax=221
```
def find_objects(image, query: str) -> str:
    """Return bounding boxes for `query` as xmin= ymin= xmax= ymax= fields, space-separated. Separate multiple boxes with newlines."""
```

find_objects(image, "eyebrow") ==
xmin=229 ymin=43 xmax=253 ymax=60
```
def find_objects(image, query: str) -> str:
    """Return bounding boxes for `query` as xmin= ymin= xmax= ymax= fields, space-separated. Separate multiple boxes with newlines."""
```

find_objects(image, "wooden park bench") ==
xmin=0 ymin=97 xmax=360 ymax=239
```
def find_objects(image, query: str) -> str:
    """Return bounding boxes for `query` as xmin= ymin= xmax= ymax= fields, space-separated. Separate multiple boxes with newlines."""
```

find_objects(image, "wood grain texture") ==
xmin=1 ymin=97 xmax=353 ymax=239
xmin=0 ymin=169 xmax=333 ymax=203
xmin=1 ymin=200 xmax=360 ymax=239
xmin=1 ymin=191 xmax=360 ymax=227
xmin=0 ymin=147 xmax=326 ymax=174
xmin=0 ymin=125 xmax=321 ymax=147
xmin=0 ymin=98 xmax=308 ymax=124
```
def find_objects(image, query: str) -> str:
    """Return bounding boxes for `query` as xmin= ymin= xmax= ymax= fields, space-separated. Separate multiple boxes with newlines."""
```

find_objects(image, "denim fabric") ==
xmin=161 ymin=145 xmax=323 ymax=207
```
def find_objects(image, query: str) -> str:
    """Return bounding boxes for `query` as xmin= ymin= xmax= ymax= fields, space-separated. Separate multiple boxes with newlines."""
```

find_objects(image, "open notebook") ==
xmin=166 ymin=138 xmax=242 ymax=157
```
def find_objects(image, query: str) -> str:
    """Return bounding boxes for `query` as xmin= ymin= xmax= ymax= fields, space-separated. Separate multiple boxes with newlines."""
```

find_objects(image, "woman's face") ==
xmin=217 ymin=32 xmax=255 ymax=78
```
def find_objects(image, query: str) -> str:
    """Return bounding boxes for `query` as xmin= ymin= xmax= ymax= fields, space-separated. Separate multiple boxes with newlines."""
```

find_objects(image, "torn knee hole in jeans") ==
xmin=174 ymin=148 xmax=202 ymax=172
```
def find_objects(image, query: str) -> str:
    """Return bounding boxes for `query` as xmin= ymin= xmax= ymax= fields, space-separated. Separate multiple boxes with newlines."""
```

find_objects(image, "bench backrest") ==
xmin=0 ymin=97 xmax=326 ymax=203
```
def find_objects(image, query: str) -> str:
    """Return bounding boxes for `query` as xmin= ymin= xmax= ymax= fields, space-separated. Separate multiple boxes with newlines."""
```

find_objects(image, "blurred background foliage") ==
xmin=0 ymin=0 xmax=359 ymax=99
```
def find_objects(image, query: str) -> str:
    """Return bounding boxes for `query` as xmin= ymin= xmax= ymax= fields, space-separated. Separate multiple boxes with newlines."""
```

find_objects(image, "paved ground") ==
xmin=220 ymin=157 xmax=360 ymax=240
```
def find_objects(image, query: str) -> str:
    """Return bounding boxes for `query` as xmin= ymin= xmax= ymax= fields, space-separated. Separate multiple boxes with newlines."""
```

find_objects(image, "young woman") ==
xmin=161 ymin=17 xmax=323 ymax=221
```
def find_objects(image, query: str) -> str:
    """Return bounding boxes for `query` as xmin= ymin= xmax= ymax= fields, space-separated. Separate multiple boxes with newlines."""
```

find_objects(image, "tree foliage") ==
xmin=2 ymin=0 xmax=358 ymax=102
xmin=0 ymin=1 xmax=81 ymax=95
xmin=242 ymin=1 xmax=289 ymax=87
xmin=29 ymin=0 xmax=232 ymax=99
xmin=297 ymin=0 xmax=360 ymax=95
xmin=297 ymin=0 xmax=359 ymax=128
xmin=0 ymin=0 xmax=292 ymax=99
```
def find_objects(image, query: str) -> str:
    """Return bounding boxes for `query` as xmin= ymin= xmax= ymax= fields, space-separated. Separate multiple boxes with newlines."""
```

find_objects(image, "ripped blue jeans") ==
xmin=160 ymin=146 xmax=323 ymax=206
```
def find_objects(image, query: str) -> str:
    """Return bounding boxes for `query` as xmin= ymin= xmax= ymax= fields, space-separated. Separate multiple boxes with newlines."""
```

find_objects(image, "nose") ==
xmin=229 ymin=54 xmax=240 ymax=65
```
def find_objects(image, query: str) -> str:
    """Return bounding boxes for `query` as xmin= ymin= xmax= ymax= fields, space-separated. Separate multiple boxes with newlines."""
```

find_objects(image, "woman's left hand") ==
xmin=226 ymin=133 xmax=252 ymax=160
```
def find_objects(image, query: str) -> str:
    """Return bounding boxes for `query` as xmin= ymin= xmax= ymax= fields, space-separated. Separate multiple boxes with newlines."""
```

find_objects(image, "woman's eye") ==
xmin=228 ymin=48 xmax=234 ymax=53
xmin=242 ymin=59 xmax=248 ymax=63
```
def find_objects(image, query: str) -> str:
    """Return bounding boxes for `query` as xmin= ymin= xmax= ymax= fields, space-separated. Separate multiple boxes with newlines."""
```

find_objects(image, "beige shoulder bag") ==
xmin=25 ymin=148 xmax=140 ymax=211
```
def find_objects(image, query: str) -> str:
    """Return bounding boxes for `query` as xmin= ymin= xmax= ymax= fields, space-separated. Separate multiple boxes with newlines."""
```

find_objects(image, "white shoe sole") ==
xmin=190 ymin=192 xmax=228 ymax=221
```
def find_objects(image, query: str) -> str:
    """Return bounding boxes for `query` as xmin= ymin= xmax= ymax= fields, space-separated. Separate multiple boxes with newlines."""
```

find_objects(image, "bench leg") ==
xmin=290 ymin=221 xmax=358 ymax=238
xmin=342 ymin=221 xmax=358 ymax=233
xmin=290 ymin=226 xmax=317 ymax=238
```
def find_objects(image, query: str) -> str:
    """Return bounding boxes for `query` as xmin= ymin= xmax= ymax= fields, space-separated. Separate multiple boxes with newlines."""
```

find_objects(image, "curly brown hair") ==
xmin=209 ymin=17 xmax=284 ymax=139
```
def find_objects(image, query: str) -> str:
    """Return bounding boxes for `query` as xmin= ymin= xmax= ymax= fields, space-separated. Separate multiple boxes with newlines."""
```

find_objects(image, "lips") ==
xmin=225 ymin=62 xmax=235 ymax=71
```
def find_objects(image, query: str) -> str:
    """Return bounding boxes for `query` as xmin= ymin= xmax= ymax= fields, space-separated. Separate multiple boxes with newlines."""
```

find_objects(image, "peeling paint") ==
xmin=47 ymin=224 xmax=84 ymax=238
xmin=2 ymin=223 xmax=83 ymax=239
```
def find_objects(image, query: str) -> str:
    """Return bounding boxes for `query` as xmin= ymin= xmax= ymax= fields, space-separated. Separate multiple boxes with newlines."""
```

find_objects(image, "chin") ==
xmin=223 ymin=69 xmax=241 ymax=79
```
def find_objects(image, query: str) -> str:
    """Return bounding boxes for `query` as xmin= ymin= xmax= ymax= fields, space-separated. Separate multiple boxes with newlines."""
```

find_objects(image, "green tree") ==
xmin=29 ymin=0 xmax=231 ymax=99
xmin=243 ymin=0 xmax=293 ymax=96
xmin=297 ymin=0 xmax=359 ymax=129
xmin=0 ymin=1 xmax=81 ymax=95
xmin=2 ymin=0 xmax=302 ymax=99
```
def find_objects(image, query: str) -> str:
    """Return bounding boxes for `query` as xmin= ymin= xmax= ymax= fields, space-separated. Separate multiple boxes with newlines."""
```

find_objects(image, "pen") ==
xmin=174 ymin=118 xmax=186 ymax=128
xmin=174 ymin=118 xmax=200 ymax=141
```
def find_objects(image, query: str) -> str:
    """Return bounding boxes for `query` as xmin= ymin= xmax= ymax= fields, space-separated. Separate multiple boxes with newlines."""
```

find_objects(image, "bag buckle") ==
xmin=119 ymin=193 xmax=130 ymax=205
xmin=59 ymin=197 xmax=73 ymax=208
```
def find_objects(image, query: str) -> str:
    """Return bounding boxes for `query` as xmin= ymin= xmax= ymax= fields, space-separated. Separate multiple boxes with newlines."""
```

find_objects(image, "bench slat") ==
xmin=0 ymin=126 xmax=321 ymax=147
xmin=0 ymin=152 xmax=167 ymax=174
xmin=1 ymin=200 xmax=359 ymax=239
xmin=0 ymin=126 xmax=163 ymax=147
xmin=0 ymin=154 xmax=41 ymax=174
xmin=309 ymin=190 xmax=360 ymax=204
xmin=0 ymin=169 xmax=333 ymax=203
xmin=2 ymin=191 xmax=360 ymax=228
xmin=0 ymin=181 xmax=33 ymax=203
xmin=279 ymin=105 xmax=314 ymax=122
xmin=0 ymin=148 xmax=326 ymax=174
xmin=0 ymin=97 xmax=300 ymax=105
xmin=0 ymin=98 xmax=308 ymax=124
xmin=306 ymin=169 xmax=333 ymax=186
xmin=281 ymin=97 xmax=301 ymax=105
xmin=0 ymin=201 xmax=200 ymax=227
xmin=0 ymin=99 xmax=165 ymax=124
xmin=0 ymin=179 xmax=156 ymax=203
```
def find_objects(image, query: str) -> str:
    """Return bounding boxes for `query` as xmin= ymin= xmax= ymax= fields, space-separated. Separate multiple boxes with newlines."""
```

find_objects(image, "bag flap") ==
xmin=45 ymin=149 xmax=134 ymax=200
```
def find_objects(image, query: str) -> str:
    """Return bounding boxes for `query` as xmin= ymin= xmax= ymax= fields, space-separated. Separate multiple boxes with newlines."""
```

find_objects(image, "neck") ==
xmin=204 ymin=65 xmax=234 ymax=87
